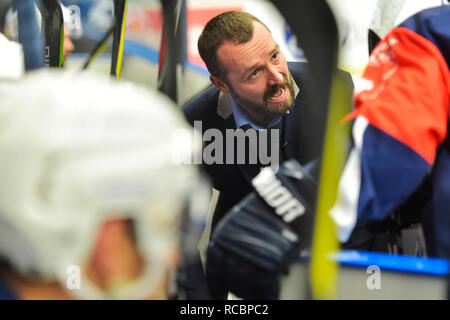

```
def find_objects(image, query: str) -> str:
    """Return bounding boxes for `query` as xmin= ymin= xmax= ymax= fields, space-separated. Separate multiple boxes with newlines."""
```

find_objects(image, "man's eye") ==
xmin=249 ymin=69 xmax=260 ymax=79
xmin=272 ymin=52 xmax=279 ymax=60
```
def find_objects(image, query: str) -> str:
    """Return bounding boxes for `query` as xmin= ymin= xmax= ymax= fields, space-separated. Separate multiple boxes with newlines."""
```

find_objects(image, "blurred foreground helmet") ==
xmin=0 ymin=70 xmax=207 ymax=299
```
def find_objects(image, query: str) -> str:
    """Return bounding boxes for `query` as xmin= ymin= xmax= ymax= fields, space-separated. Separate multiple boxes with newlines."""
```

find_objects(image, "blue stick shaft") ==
xmin=14 ymin=0 xmax=44 ymax=71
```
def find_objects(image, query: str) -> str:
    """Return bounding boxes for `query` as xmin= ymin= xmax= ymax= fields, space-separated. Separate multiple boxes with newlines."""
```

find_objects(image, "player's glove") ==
xmin=205 ymin=159 xmax=317 ymax=299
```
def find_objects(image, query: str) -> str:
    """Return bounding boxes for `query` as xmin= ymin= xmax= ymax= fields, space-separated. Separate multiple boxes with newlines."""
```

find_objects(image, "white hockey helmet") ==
xmin=0 ymin=70 xmax=206 ymax=299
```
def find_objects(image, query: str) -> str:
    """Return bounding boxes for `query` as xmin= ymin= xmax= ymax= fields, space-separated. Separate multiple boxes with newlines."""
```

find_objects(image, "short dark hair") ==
xmin=197 ymin=11 xmax=269 ymax=78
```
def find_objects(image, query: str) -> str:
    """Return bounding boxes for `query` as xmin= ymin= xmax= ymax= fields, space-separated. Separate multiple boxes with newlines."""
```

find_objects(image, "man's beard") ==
xmin=230 ymin=72 xmax=295 ymax=123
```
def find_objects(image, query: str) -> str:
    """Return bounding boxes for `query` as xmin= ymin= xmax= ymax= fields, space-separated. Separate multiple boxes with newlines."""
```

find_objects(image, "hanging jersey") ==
xmin=331 ymin=6 xmax=450 ymax=258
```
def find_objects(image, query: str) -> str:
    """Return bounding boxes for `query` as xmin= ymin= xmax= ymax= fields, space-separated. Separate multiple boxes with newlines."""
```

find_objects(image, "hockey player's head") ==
xmin=0 ymin=70 xmax=205 ymax=299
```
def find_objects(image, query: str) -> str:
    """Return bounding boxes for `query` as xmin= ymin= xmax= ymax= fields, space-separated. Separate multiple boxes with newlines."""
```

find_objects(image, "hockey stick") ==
xmin=110 ymin=0 xmax=128 ymax=78
xmin=272 ymin=0 xmax=338 ymax=157
xmin=157 ymin=2 xmax=200 ymax=299
xmin=309 ymin=61 xmax=352 ymax=300
xmin=157 ymin=0 xmax=187 ymax=105
xmin=82 ymin=23 xmax=114 ymax=70
xmin=272 ymin=0 xmax=352 ymax=299
xmin=40 ymin=0 xmax=64 ymax=68
xmin=13 ymin=0 xmax=44 ymax=71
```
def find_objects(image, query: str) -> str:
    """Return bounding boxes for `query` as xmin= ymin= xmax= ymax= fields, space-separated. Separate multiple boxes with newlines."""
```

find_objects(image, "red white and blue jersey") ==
xmin=331 ymin=6 xmax=450 ymax=258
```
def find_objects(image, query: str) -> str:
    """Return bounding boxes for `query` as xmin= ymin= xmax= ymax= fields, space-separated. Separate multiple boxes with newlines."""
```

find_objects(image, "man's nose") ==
xmin=267 ymin=65 xmax=284 ymax=86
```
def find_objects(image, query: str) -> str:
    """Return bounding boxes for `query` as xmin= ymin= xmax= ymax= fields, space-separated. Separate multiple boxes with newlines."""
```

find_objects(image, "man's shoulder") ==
xmin=182 ymin=85 xmax=221 ymax=125
xmin=287 ymin=61 xmax=309 ymax=77
xmin=288 ymin=60 xmax=352 ymax=79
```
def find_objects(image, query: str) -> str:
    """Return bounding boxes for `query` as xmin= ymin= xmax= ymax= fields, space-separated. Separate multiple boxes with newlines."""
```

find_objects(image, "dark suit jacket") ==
xmin=183 ymin=61 xmax=334 ymax=229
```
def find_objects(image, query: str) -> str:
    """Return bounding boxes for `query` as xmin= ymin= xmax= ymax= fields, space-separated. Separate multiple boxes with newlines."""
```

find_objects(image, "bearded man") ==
xmin=184 ymin=11 xmax=324 ymax=229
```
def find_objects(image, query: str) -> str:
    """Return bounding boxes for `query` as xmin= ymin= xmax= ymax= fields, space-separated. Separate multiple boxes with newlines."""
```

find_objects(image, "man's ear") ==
xmin=210 ymin=75 xmax=230 ymax=94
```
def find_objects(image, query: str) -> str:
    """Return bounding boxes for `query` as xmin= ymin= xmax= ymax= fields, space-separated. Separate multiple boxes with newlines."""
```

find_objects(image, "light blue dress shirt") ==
xmin=229 ymin=95 xmax=289 ymax=130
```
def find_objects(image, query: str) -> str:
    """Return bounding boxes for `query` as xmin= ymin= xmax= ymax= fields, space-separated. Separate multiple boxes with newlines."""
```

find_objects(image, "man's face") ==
xmin=213 ymin=21 xmax=295 ymax=124
xmin=5 ymin=217 xmax=177 ymax=300
xmin=84 ymin=218 xmax=178 ymax=299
